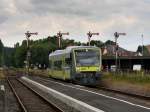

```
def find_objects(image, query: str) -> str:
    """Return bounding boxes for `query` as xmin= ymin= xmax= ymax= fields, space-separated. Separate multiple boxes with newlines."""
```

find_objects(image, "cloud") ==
xmin=0 ymin=0 xmax=150 ymax=51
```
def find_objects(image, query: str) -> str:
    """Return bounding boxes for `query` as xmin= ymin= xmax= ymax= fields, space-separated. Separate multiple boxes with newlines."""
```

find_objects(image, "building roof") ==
xmin=101 ymin=45 xmax=137 ymax=56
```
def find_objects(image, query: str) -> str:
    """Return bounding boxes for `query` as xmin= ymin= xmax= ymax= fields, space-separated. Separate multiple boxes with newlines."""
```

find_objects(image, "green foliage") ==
xmin=7 ymin=36 xmax=84 ymax=68
xmin=90 ymin=40 xmax=103 ymax=47
xmin=14 ymin=46 xmax=27 ymax=67
xmin=0 ymin=40 xmax=4 ymax=67
xmin=137 ymin=45 xmax=150 ymax=56
xmin=105 ymin=40 xmax=116 ymax=45
xmin=3 ymin=47 xmax=15 ymax=67
xmin=0 ymin=38 xmax=124 ymax=68
xmin=137 ymin=45 xmax=142 ymax=53
xmin=30 ymin=44 xmax=49 ymax=67
xmin=0 ymin=40 xmax=3 ymax=53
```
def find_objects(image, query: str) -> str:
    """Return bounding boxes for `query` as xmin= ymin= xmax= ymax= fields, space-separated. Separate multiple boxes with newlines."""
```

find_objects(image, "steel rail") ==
xmin=7 ymin=77 xmax=27 ymax=112
xmin=7 ymin=77 xmax=64 ymax=112
xmin=18 ymin=79 xmax=64 ymax=112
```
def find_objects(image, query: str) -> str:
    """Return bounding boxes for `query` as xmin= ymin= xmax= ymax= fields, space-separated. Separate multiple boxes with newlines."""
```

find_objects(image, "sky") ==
xmin=0 ymin=0 xmax=150 ymax=51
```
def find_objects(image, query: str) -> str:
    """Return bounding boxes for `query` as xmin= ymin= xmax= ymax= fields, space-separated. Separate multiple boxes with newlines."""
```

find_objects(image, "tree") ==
xmin=105 ymin=40 xmax=116 ymax=45
xmin=0 ymin=40 xmax=4 ymax=67
xmin=137 ymin=45 xmax=150 ymax=56
xmin=3 ymin=47 xmax=15 ymax=67
xmin=14 ymin=45 xmax=27 ymax=67
xmin=30 ymin=45 xmax=49 ymax=68
xmin=90 ymin=40 xmax=103 ymax=47
xmin=137 ymin=45 xmax=142 ymax=53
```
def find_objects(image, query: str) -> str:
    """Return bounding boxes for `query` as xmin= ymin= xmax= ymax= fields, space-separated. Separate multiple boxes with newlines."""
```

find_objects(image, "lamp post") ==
xmin=57 ymin=31 xmax=69 ymax=49
xmin=87 ymin=31 xmax=99 ymax=46
xmin=114 ymin=32 xmax=126 ymax=71
xmin=25 ymin=31 xmax=38 ymax=75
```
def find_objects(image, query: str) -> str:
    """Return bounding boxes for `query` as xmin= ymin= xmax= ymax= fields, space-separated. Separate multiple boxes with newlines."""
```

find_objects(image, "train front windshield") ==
xmin=75 ymin=49 xmax=100 ymax=66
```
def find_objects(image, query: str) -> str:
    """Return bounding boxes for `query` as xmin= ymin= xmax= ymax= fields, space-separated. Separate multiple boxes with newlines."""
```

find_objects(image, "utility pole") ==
xmin=57 ymin=31 xmax=69 ymax=49
xmin=114 ymin=32 xmax=126 ymax=71
xmin=87 ymin=31 xmax=99 ymax=46
xmin=25 ymin=31 xmax=38 ymax=75
xmin=141 ymin=34 xmax=144 ymax=56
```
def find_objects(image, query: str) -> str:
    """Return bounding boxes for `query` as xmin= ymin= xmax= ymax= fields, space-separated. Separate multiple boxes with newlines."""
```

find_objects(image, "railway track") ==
xmin=7 ymin=77 xmax=64 ymax=112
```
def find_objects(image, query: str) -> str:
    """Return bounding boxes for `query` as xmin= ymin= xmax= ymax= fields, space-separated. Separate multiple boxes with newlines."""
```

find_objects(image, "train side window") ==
xmin=54 ymin=60 xmax=62 ymax=70
xmin=65 ymin=58 xmax=71 ymax=66
xmin=49 ymin=60 xmax=52 ymax=69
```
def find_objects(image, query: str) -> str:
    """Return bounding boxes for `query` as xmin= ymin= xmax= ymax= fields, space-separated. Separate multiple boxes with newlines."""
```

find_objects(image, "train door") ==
xmin=63 ymin=57 xmax=71 ymax=80
xmin=49 ymin=58 xmax=53 ymax=77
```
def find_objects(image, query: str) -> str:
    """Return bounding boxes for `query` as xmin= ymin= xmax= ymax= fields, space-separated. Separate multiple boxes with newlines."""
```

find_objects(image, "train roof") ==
xmin=49 ymin=46 xmax=99 ymax=58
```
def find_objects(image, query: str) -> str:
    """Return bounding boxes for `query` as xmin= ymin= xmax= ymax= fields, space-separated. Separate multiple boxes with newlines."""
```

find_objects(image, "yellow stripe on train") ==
xmin=76 ymin=66 xmax=100 ymax=72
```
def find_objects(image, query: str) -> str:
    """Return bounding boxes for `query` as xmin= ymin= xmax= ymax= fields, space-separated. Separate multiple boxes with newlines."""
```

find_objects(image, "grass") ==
xmin=102 ymin=71 xmax=150 ymax=85
xmin=14 ymin=68 xmax=49 ymax=77
xmin=101 ymin=71 xmax=150 ymax=96
xmin=29 ymin=69 xmax=48 ymax=77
